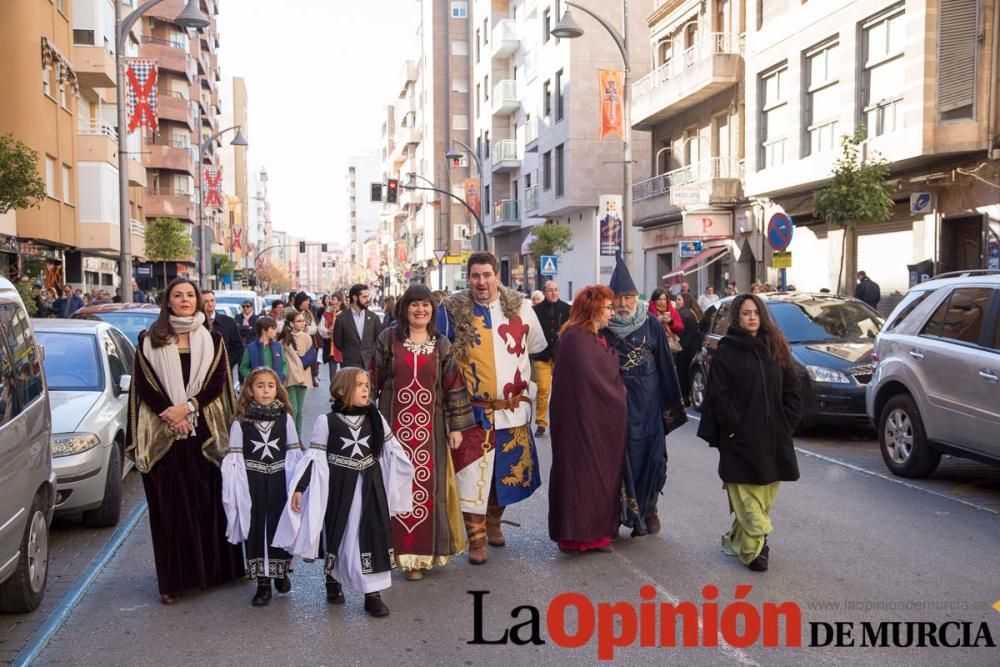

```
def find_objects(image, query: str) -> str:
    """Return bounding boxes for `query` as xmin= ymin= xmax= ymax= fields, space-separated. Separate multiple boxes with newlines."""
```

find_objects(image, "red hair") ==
xmin=560 ymin=285 xmax=614 ymax=335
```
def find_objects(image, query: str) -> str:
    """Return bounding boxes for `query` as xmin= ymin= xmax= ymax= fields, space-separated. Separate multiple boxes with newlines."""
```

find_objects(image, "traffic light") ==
xmin=299 ymin=241 xmax=306 ymax=253
xmin=371 ymin=182 xmax=383 ymax=202
xmin=321 ymin=243 xmax=328 ymax=252
xmin=386 ymin=178 xmax=399 ymax=204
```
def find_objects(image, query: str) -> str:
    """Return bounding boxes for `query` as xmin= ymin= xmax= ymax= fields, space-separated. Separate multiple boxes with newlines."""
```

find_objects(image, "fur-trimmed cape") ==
xmin=440 ymin=287 xmax=524 ymax=361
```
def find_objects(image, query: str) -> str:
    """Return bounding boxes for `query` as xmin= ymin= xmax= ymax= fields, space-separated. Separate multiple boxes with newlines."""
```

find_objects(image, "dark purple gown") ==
xmin=134 ymin=336 xmax=244 ymax=596
xmin=547 ymin=327 xmax=628 ymax=544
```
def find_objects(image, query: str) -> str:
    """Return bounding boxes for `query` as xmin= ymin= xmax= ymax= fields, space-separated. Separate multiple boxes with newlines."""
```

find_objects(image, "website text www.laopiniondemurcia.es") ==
xmin=467 ymin=587 xmax=997 ymax=661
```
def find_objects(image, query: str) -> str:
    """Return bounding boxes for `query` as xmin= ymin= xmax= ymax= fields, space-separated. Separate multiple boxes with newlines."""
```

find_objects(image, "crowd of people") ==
xmin=121 ymin=251 xmax=804 ymax=619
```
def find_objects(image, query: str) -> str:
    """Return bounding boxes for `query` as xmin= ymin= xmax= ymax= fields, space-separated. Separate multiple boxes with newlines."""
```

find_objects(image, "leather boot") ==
xmin=364 ymin=592 xmax=390 ymax=617
xmin=274 ymin=574 xmax=291 ymax=594
xmin=486 ymin=505 xmax=506 ymax=547
xmin=325 ymin=576 xmax=345 ymax=604
xmin=645 ymin=504 xmax=661 ymax=535
xmin=252 ymin=577 xmax=272 ymax=606
xmin=463 ymin=512 xmax=488 ymax=565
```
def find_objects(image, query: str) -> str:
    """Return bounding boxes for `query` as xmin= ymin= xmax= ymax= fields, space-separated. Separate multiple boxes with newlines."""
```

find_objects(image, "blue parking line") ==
xmin=12 ymin=500 xmax=148 ymax=667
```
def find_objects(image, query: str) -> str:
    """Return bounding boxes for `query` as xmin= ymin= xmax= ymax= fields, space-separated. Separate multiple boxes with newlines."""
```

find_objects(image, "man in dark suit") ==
xmin=202 ymin=290 xmax=244 ymax=371
xmin=333 ymin=283 xmax=382 ymax=369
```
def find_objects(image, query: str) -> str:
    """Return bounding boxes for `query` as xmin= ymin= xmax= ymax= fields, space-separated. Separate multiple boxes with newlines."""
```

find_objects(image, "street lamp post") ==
xmin=403 ymin=174 xmax=488 ymax=251
xmin=444 ymin=140 xmax=487 ymax=251
xmin=196 ymin=123 xmax=247 ymax=287
xmin=115 ymin=0 xmax=209 ymax=295
xmin=552 ymin=2 xmax=634 ymax=275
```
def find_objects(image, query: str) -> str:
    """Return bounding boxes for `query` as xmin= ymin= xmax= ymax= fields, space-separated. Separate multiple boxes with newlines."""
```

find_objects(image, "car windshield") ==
xmin=768 ymin=300 xmax=883 ymax=343
xmin=36 ymin=332 xmax=102 ymax=391
xmin=216 ymin=297 xmax=248 ymax=308
xmin=89 ymin=312 xmax=158 ymax=345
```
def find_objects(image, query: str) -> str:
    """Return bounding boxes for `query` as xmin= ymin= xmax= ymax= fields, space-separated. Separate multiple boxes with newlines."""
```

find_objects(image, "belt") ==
xmin=471 ymin=395 xmax=531 ymax=411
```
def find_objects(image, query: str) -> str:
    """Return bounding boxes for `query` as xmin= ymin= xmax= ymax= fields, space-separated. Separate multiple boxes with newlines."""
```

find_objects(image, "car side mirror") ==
xmin=118 ymin=374 xmax=132 ymax=394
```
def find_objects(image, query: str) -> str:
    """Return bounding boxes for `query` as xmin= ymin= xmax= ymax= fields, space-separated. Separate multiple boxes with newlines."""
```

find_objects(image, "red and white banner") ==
xmin=598 ymin=69 xmax=624 ymax=140
xmin=125 ymin=59 xmax=158 ymax=133
xmin=203 ymin=167 xmax=223 ymax=208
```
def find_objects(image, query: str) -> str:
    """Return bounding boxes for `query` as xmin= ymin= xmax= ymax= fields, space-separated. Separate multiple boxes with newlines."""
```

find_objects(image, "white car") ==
xmin=32 ymin=319 xmax=134 ymax=527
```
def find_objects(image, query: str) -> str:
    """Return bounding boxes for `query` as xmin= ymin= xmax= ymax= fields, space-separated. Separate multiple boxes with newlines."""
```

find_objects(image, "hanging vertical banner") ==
xmin=231 ymin=224 xmax=243 ymax=259
xmin=204 ymin=167 xmax=223 ymax=208
xmin=125 ymin=59 xmax=158 ymax=133
xmin=599 ymin=69 xmax=624 ymax=139
xmin=599 ymin=194 xmax=623 ymax=256
xmin=464 ymin=178 xmax=481 ymax=218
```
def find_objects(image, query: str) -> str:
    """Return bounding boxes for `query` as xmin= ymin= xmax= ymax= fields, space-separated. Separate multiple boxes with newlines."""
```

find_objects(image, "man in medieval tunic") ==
xmin=436 ymin=252 xmax=547 ymax=564
xmin=601 ymin=254 xmax=684 ymax=537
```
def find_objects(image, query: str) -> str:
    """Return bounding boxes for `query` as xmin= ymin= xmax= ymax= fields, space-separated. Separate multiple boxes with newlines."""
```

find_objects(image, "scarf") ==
xmin=331 ymin=399 xmax=385 ymax=457
xmin=607 ymin=301 xmax=649 ymax=339
xmin=142 ymin=311 xmax=214 ymax=438
xmin=244 ymin=399 xmax=285 ymax=422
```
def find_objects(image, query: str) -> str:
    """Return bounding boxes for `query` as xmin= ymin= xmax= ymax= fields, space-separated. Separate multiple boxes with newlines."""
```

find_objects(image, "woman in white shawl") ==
xmin=125 ymin=278 xmax=240 ymax=605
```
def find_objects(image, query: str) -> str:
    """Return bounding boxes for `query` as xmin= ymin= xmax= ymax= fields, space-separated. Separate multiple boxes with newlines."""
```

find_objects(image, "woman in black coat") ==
xmin=696 ymin=293 xmax=801 ymax=572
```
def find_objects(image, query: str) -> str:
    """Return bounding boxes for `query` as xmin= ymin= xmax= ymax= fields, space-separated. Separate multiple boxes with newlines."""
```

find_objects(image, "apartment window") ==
xmin=451 ymin=40 xmax=469 ymax=56
xmin=757 ymin=0 xmax=789 ymax=30
xmin=484 ymin=74 xmax=490 ymax=101
xmin=483 ymin=18 xmax=489 ymax=44
xmin=543 ymin=79 xmax=552 ymax=117
xmin=45 ymin=156 xmax=56 ymax=198
xmin=57 ymin=64 xmax=68 ymax=108
xmin=484 ymin=185 xmax=491 ymax=215
xmin=475 ymin=83 xmax=481 ymax=116
xmin=451 ymin=1 xmax=468 ymax=18
xmin=61 ymin=164 xmax=72 ymax=204
xmin=73 ymin=29 xmax=96 ymax=46
xmin=543 ymin=150 xmax=552 ymax=190
xmin=656 ymin=39 xmax=672 ymax=68
xmin=477 ymin=133 xmax=483 ymax=157
xmin=861 ymin=6 xmax=905 ymax=138
xmin=938 ymin=0 xmax=978 ymax=120
xmin=42 ymin=65 xmax=51 ymax=96
xmin=453 ymin=114 xmax=469 ymax=130
xmin=485 ymin=131 xmax=491 ymax=158
xmin=476 ymin=29 xmax=481 ymax=62
xmin=452 ymin=78 xmax=468 ymax=93
xmin=759 ymin=65 xmax=789 ymax=169
xmin=804 ymin=40 xmax=840 ymax=155
xmin=555 ymin=144 xmax=565 ymax=197
xmin=543 ymin=9 xmax=551 ymax=43
xmin=554 ymin=0 xmax=562 ymax=41
xmin=555 ymin=69 xmax=565 ymax=121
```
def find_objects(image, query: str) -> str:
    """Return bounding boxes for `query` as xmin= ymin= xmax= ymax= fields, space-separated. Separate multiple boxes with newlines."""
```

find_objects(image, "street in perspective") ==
xmin=1 ymin=0 xmax=999 ymax=665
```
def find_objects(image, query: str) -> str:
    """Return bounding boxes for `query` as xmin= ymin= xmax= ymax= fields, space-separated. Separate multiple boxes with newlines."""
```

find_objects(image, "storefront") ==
xmin=18 ymin=242 xmax=65 ymax=290
xmin=0 ymin=235 xmax=18 ymax=281
xmin=641 ymin=209 xmax=737 ymax=296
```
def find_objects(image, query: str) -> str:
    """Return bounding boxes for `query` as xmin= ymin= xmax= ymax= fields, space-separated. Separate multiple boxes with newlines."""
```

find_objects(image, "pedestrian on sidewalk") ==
xmin=280 ymin=308 xmax=316 ymax=435
xmin=124 ymin=278 xmax=243 ymax=605
xmin=603 ymin=255 xmax=685 ymax=538
xmin=548 ymin=285 xmax=626 ymax=554
xmin=293 ymin=292 xmax=321 ymax=387
xmin=277 ymin=368 xmax=414 ymax=618
xmin=648 ymin=287 xmax=685 ymax=353
xmin=698 ymin=285 xmax=720 ymax=311
xmin=221 ymin=368 xmax=301 ymax=606
xmin=334 ymin=284 xmax=383 ymax=370
xmin=531 ymin=280 xmax=570 ymax=438
xmin=854 ymin=270 xmax=881 ymax=310
xmin=370 ymin=285 xmax=475 ymax=581
xmin=674 ymin=293 xmax=704 ymax=406
xmin=239 ymin=316 xmax=287 ymax=383
xmin=436 ymin=252 xmax=547 ymax=565
xmin=318 ymin=291 xmax=346 ymax=379
xmin=696 ymin=293 xmax=801 ymax=572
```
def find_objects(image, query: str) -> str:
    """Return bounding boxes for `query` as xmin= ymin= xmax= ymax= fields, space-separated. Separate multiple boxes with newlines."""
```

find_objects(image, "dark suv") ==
xmin=690 ymin=292 xmax=883 ymax=428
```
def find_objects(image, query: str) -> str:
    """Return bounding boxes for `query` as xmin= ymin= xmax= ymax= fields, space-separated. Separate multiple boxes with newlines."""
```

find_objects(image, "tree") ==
xmin=813 ymin=128 xmax=894 ymax=294
xmin=0 ymin=134 xmax=47 ymax=214
xmin=256 ymin=260 xmax=291 ymax=293
xmin=528 ymin=223 xmax=574 ymax=257
xmin=212 ymin=253 xmax=235 ymax=276
xmin=145 ymin=217 xmax=193 ymax=287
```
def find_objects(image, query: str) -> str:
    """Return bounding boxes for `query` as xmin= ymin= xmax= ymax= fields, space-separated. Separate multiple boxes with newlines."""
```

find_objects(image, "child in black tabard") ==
xmin=221 ymin=367 xmax=301 ymax=606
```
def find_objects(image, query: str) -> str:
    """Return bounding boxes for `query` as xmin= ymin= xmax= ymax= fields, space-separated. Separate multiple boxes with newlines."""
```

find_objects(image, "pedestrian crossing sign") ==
xmin=540 ymin=255 xmax=558 ymax=276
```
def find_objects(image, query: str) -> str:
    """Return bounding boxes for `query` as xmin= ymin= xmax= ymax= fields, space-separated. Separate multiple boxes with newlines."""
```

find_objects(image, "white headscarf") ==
xmin=142 ymin=312 xmax=215 ymax=436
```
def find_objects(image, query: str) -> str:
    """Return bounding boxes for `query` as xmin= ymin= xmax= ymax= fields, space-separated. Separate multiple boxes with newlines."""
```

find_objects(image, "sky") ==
xmin=216 ymin=0 xmax=421 ymax=243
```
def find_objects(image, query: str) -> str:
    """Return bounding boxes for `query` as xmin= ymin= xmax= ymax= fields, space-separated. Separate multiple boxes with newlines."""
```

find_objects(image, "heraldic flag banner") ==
xmin=126 ymin=59 xmax=158 ymax=133
xmin=204 ymin=167 xmax=223 ymax=208
xmin=598 ymin=69 xmax=624 ymax=140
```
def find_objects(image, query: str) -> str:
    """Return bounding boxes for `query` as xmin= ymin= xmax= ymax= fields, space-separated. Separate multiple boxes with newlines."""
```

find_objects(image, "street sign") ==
xmin=433 ymin=249 xmax=447 ymax=262
xmin=910 ymin=192 xmax=933 ymax=214
xmin=772 ymin=251 xmax=792 ymax=269
xmin=540 ymin=255 xmax=558 ymax=276
xmin=679 ymin=241 xmax=703 ymax=258
xmin=136 ymin=265 xmax=152 ymax=277
xmin=767 ymin=213 xmax=794 ymax=251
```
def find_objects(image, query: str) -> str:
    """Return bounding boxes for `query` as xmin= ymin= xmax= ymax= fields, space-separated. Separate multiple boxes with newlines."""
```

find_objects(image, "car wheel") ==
xmin=0 ymin=493 xmax=50 ymax=613
xmin=690 ymin=368 xmax=706 ymax=412
xmin=879 ymin=394 xmax=941 ymax=478
xmin=83 ymin=443 xmax=122 ymax=528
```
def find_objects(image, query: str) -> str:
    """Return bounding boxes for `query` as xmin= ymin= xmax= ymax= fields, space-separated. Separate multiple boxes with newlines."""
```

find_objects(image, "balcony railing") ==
xmin=493 ymin=199 xmax=520 ymax=225
xmin=632 ymin=157 xmax=743 ymax=202
xmin=141 ymin=35 xmax=187 ymax=50
xmin=491 ymin=139 xmax=519 ymax=171
xmin=492 ymin=80 xmax=519 ymax=116
xmin=525 ymin=185 xmax=539 ymax=213
xmin=632 ymin=33 xmax=743 ymax=115
xmin=78 ymin=118 xmax=118 ymax=141
xmin=491 ymin=19 xmax=519 ymax=59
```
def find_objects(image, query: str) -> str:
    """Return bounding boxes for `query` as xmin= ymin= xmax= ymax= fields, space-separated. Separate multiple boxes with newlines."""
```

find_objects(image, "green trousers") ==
xmin=287 ymin=385 xmax=307 ymax=436
xmin=721 ymin=482 xmax=781 ymax=564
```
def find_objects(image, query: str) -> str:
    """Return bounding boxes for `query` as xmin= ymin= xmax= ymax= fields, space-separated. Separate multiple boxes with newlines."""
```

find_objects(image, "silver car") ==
xmin=866 ymin=272 xmax=1000 ymax=477
xmin=33 ymin=320 xmax=135 ymax=527
xmin=0 ymin=278 xmax=54 ymax=613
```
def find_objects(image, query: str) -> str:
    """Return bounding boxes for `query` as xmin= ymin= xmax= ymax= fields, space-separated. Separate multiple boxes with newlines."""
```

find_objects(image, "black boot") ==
xmin=747 ymin=540 xmax=770 ymax=572
xmin=252 ymin=577 xmax=272 ymax=606
xmin=325 ymin=577 xmax=345 ymax=604
xmin=274 ymin=574 xmax=291 ymax=594
xmin=364 ymin=592 xmax=390 ymax=618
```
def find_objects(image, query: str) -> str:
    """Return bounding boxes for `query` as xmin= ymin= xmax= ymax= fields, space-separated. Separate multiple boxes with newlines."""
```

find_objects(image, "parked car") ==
xmin=33 ymin=319 xmax=135 ymax=527
xmin=690 ymin=292 xmax=883 ymax=429
xmin=214 ymin=290 xmax=263 ymax=315
xmin=215 ymin=304 xmax=238 ymax=319
xmin=866 ymin=272 xmax=1000 ymax=478
xmin=72 ymin=302 xmax=160 ymax=346
xmin=0 ymin=277 xmax=54 ymax=613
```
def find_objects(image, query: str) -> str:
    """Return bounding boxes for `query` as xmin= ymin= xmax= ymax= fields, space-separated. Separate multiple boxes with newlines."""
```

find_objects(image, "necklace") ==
xmin=403 ymin=336 xmax=437 ymax=355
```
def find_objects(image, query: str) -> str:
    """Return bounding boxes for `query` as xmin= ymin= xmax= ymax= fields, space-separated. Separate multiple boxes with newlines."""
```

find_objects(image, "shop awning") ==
xmin=663 ymin=246 xmax=729 ymax=285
